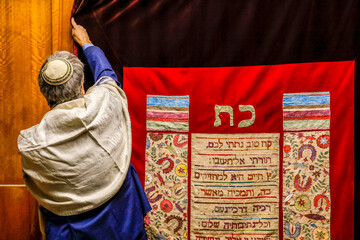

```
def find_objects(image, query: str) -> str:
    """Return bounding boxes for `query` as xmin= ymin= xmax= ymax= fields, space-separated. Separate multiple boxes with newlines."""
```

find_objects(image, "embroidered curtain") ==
xmin=73 ymin=1 xmax=359 ymax=239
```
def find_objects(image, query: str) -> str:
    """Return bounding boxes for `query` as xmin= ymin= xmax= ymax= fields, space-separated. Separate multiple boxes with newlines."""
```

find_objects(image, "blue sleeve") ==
xmin=82 ymin=43 xmax=93 ymax=52
xmin=82 ymin=45 xmax=122 ymax=88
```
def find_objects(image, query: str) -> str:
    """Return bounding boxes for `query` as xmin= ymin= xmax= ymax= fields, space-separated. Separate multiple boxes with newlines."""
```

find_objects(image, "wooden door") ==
xmin=0 ymin=0 xmax=73 ymax=238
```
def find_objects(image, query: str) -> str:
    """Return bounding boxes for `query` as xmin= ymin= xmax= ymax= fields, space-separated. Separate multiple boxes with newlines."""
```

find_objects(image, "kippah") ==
xmin=41 ymin=58 xmax=73 ymax=85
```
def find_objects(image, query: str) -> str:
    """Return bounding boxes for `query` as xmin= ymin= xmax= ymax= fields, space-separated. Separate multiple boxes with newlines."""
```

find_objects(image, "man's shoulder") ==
xmin=94 ymin=76 xmax=118 ymax=87
xmin=87 ymin=76 xmax=126 ymax=99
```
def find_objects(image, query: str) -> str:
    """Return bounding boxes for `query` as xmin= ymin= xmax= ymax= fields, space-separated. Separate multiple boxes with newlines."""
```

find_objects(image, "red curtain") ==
xmin=123 ymin=62 xmax=354 ymax=239
xmin=73 ymin=1 xmax=359 ymax=239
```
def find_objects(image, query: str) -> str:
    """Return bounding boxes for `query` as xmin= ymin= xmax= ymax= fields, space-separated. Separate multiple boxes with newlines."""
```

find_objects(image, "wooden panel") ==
xmin=52 ymin=0 xmax=74 ymax=52
xmin=0 ymin=0 xmax=52 ymax=184
xmin=0 ymin=0 xmax=73 ymax=238
xmin=0 ymin=0 xmax=73 ymax=184
xmin=0 ymin=186 xmax=40 ymax=240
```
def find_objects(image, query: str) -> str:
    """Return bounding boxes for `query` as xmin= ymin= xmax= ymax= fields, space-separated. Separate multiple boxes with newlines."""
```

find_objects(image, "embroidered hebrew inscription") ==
xmin=145 ymin=133 xmax=189 ymax=239
xmin=283 ymin=131 xmax=331 ymax=240
xmin=191 ymin=133 xmax=280 ymax=240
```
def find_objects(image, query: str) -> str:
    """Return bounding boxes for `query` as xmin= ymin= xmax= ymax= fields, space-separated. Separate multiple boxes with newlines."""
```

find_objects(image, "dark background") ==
xmin=73 ymin=0 xmax=359 ymax=238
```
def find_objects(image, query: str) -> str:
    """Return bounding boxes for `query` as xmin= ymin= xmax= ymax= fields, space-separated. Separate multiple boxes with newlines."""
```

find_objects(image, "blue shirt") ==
xmin=83 ymin=43 xmax=122 ymax=88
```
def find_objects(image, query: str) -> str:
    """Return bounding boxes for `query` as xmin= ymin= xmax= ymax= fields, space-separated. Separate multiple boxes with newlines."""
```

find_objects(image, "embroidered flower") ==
xmin=149 ymin=133 xmax=164 ymax=141
xmin=144 ymin=215 xmax=150 ymax=226
xmin=317 ymin=134 xmax=330 ymax=149
xmin=160 ymin=199 xmax=173 ymax=213
xmin=157 ymin=142 xmax=165 ymax=149
xmin=145 ymin=172 xmax=153 ymax=186
xmin=313 ymin=171 xmax=321 ymax=178
xmin=153 ymin=204 xmax=158 ymax=210
xmin=313 ymin=227 xmax=329 ymax=240
xmin=294 ymin=195 xmax=311 ymax=211
xmin=284 ymin=145 xmax=291 ymax=153
xmin=175 ymin=164 xmax=187 ymax=177
xmin=309 ymin=165 xmax=315 ymax=171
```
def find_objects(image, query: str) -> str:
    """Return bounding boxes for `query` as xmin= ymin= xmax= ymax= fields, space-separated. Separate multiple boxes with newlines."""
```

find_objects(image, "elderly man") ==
xmin=17 ymin=18 xmax=151 ymax=239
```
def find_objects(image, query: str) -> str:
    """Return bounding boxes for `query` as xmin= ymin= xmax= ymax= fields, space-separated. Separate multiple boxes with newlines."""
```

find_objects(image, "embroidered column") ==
xmin=282 ymin=92 xmax=331 ymax=240
xmin=145 ymin=95 xmax=190 ymax=239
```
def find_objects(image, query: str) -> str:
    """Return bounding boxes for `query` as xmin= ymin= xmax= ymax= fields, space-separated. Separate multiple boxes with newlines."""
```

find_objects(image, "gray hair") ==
xmin=38 ymin=51 xmax=84 ymax=108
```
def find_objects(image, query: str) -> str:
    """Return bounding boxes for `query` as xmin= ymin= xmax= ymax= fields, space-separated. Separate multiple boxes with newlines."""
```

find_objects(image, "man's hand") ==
xmin=71 ymin=18 xmax=92 ymax=47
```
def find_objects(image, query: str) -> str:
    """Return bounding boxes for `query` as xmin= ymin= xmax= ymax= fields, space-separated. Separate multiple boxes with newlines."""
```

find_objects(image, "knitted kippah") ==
xmin=41 ymin=58 xmax=73 ymax=85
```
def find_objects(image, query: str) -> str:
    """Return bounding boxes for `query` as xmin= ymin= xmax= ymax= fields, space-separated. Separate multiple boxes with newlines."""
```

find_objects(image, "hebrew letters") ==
xmin=214 ymin=105 xmax=255 ymax=128
xmin=214 ymin=105 xmax=234 ymax=127
xmin=238 ymin=105 xmax=255 ymax=128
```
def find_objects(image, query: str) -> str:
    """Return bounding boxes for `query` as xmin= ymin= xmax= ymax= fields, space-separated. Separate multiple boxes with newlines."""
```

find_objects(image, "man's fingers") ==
xmin=71 ymin=17 xmax=78 ymax=29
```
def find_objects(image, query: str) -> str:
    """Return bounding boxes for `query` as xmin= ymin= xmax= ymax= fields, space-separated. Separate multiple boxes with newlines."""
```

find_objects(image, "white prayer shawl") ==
xmin=17 ymin=77 xmax=132 ymax=216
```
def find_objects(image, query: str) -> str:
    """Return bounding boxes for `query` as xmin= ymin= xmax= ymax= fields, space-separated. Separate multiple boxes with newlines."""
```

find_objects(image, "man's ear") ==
xmin=81 ymin=82 xmax=85 ymax=95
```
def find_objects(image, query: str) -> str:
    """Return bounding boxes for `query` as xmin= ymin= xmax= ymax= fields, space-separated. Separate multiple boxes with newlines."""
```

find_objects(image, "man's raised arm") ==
xmin=71 ymin=18 xmax=121 ymax=87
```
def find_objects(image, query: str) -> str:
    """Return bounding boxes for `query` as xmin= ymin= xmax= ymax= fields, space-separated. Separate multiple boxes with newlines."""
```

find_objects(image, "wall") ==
xmin=0 ymin=0 xmax=73 ymax=238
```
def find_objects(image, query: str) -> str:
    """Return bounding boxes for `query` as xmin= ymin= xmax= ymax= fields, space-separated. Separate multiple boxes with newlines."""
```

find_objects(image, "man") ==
xmin=17 ymin=18 xmax=151 ymax=239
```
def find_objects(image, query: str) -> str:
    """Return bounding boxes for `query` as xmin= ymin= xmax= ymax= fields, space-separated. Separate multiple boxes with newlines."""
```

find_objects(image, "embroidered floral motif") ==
xmin=313 ymin=227 xmax=330 ymax=240
xmin=149 ymin=133 xmax=164 ymax=141
xmin=294 ymin=195 xmax=311 ymax=211
xmin=145 ymin=172 xmax=153 ymax=186
xmin=284 ymin=144 xmax=291 ymax=153
xmin=145 ymin=133 xmax=188 ymax=239
xmin=175 ymin=164 xmax=187 ymax=177
xmin=317 ymin=134 xmax=330 ymax=149
xmin=161 ymin=199 xmax=173 ymax=213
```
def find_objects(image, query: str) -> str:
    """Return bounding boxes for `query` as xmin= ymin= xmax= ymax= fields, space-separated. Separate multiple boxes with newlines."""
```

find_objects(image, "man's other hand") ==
xmin=71 ymin=18 xmax=92 ymax=47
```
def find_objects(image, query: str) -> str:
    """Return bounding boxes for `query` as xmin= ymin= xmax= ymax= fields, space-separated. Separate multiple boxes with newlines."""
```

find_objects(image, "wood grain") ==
xmin=52 ymin=0 xmax=74 ymax=53
xmin=0 ymin=186 xmax=40 ymax=240
xmin=0 ymin=0 xmax=74 ymax=185
xmin=0 ymin=0 xmax=74 ymax=238
xmin=0 ymin=0 xmax=51 ymax=184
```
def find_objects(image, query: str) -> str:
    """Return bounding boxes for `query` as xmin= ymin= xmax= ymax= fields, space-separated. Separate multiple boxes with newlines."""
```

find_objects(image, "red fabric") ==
xmin=124 ymin=61 xmax=354 ymax=239
xmin=72 ymin=1 xmax=359 ymax=237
